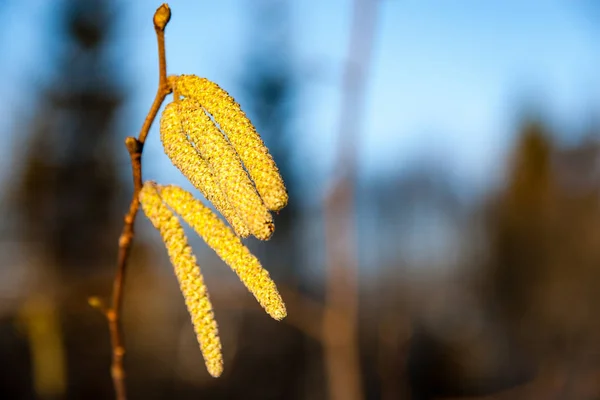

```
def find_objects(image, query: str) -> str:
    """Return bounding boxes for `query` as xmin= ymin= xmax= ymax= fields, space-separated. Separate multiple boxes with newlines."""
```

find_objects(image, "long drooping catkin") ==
xmin=177 ymin=99 xmax=274 ymax=241
xmin=173 ymin=75 xmax=288 ymax=212
xmin=139 ymin=181 xmax=223 ymax=377
xmin=160 ymin=101 xmax=250 ymax=238
xmin=159 ymin=184 xmax=287 ymax=321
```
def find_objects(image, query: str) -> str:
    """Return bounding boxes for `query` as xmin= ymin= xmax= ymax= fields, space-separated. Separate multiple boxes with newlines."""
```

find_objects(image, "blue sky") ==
xmin=0 ymin=0 xmax=598 ymax=201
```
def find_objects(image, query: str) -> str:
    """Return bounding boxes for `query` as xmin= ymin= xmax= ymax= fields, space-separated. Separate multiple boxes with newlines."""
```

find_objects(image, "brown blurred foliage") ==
xmin=482 ymin=120 xmax=600 ymax=398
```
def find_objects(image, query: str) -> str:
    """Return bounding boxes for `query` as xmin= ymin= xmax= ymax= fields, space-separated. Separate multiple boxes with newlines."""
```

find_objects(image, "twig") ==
xmin=90 ymin=4 xmax=172 ymax=400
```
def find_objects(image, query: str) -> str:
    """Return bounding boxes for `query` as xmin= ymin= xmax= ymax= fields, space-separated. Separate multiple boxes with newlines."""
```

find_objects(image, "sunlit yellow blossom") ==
xmin=177 ymin=98 xmax=274 ymax=240
xmin=159 ymin=184 xmax=287 ymax=321
xmin=173 ymin=74 xmax=288 ymax=211
xmin=160 ymin=101 xmax=250 ymax=237
xmin=139 ymin=181 xmax=223 ymax=377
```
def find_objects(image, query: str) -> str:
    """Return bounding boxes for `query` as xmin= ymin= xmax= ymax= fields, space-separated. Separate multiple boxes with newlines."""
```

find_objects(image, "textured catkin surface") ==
xmin=160 ymin=102 xmax=250 ymax=238
xmin=159 ymin=184 xmax=287 ymax=321
xmin=139 ymin=181 xmax=224 ymax=377
xmin=177 ymin=99 xmax=274 ymax=241
xmin=174 ymin=75 xmax=288 ymax=211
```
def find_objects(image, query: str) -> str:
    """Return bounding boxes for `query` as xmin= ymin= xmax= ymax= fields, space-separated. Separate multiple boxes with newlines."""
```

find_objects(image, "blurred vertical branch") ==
xmin=324 ymin=0 xmax=379 ymax=399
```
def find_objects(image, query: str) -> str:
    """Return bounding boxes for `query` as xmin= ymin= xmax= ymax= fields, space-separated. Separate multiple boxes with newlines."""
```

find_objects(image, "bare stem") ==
xmin=91 ymin=4 xmax=172 ymax=400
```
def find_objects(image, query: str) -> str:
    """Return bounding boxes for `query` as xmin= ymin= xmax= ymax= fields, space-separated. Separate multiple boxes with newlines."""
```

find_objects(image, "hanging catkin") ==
xmin=139 ymin=181 xmax=223 ymax=377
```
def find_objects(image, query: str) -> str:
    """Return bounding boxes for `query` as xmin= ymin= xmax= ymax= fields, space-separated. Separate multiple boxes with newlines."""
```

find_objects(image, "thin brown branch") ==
xmin=90 ymin=4 xmax=172 ymax=400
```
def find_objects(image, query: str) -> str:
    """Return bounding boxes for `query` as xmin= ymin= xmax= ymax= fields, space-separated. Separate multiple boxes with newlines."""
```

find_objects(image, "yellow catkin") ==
xmin=159 ymin=184 xmax=287 ymax=321
xmin=160 ymin=101 xmax=250 ymax=238
xmin=139 ymin=181 xmax=223 ymax=377
xmin=177 ymin=99 xmax=274 ymax=241
xmin=173 ymin=74 xmax=288 ymax=212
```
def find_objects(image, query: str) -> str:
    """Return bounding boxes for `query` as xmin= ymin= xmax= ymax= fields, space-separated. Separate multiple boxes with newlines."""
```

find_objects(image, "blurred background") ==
xmin=1 ymin=0 xmax=600 ymax=399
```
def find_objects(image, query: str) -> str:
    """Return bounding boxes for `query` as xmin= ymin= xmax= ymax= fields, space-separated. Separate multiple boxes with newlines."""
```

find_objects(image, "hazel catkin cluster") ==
xmin=140 ymin=74 xmax=289 ymax=378
xmin=139 ymin=182 xmax=286 ymax=377
xmin=160 ymin=74 xmax=288 ymax=240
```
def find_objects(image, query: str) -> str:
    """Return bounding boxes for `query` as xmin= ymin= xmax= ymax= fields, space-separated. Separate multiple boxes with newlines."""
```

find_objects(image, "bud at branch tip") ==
xmin=154 ymin=3 xmax=171 ymax=30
